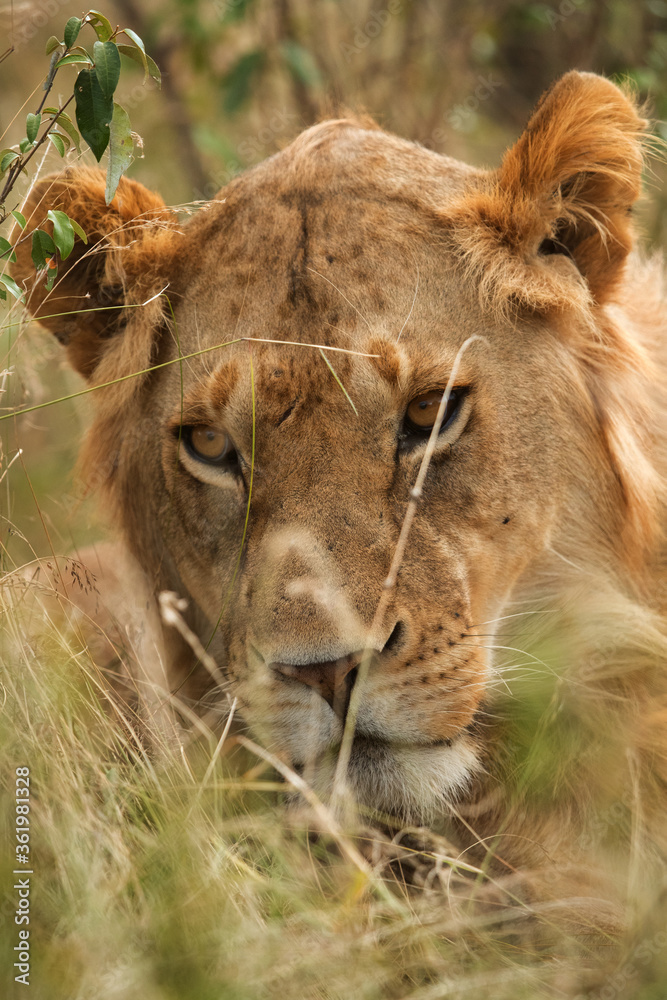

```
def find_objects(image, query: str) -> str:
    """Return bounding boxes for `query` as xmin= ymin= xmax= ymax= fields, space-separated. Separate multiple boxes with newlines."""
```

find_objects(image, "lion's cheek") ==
xmin=356 ymin=650 xmax=489 ymax=742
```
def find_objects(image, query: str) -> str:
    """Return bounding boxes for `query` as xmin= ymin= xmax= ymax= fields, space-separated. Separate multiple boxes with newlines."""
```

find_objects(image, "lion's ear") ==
xmin=13 ymin=168 xmax=176 ymax=377
xmin=497 ymin=71 xmax=647 ymax=304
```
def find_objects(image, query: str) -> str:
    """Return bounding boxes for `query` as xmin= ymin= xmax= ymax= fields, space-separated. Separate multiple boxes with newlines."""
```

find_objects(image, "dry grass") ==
xmin=2 ymin=514 xmax=667 ymax=998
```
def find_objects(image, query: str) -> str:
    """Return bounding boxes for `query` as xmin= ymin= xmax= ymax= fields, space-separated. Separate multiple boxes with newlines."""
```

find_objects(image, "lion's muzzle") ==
xmin=269 ymin=653 xmax=360 ymax=719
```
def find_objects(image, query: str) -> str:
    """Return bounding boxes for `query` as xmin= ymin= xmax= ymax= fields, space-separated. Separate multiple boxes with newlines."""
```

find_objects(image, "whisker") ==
xmin=467 ymin=610 xmax=558 ymax=629
xmin=492 ymin=662 xmax=552 ymax=676
xmin=461 ymin=641 xmax=553 ymax=671
xmin=545 ymin=544 xmax=592 ymax=575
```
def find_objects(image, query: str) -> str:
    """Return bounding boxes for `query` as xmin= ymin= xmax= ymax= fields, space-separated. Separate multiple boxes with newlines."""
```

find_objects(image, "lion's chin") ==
xmin=302 ymin=734 xmax=482 ymax=825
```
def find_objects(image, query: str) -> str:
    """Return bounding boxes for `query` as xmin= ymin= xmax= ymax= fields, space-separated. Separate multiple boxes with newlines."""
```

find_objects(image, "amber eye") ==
xmin=404 ymin=387 xmax=466 ymax=434
xmin=183 ymin=425 xmax=233 ymax=464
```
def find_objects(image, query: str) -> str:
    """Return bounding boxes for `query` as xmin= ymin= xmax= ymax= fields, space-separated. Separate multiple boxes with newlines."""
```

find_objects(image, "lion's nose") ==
xmin=269 ymin=654 xmax=359 ymax=720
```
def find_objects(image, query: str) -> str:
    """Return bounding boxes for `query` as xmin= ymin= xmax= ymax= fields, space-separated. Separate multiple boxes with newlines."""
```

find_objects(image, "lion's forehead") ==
xmin=247 ymin=119 xmax=480 ymax=210
xmin=177 ymin=123 xmax=482 ymax=323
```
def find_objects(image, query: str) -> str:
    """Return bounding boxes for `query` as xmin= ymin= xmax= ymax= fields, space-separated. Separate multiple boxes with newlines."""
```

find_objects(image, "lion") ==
xmin=10 ymin=70 xmax=667 ymax=928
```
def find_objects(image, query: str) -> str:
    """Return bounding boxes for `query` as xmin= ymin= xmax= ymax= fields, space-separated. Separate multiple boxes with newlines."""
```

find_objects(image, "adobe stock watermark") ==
xmin=3 ymin=0 xmax=71 ymax=53
xmin=191 ymin=107 xmax=298 ymax=202
xmin=339 ymin=0 xmax=403 ymax=63
xmin=572 ymin=929 xmax=667 ymax=1000
xmin=543 ymin=0 xmax=588 ymax=30
xmin=13 ymin=766 xmax=32 ymax=987
xmin=432 ymin=73 xmax=503 ymax=137
xmin=119 ymin=83 xmax=153 ymax=114
xmin=212 ymin=0 xmax=247 ymax=19
xmin=577 ymin=787 xmax=631 ymax=853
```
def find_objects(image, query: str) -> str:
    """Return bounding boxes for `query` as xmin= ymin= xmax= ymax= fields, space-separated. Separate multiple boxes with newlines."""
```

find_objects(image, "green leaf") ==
xmin=64 ymin=16 xmax=83 ymax=48
xmin=222 ymin=50 xmax=265 ymax=114
xmin=117 ymin=43 xmax=161 ymax=87
xmin=75 ymin=68 xmax=113 ymax=161
xmin=53 ymin=115 xmax=82 ymax=154
xmin=0 ymin=275 xmax=25 ymax=302
xmin=105 ymin=103 xmax=133 ymax=204
xmin=123 ymin=27 xmax=145 ymax=53
xmin=45 ymin=35 xmax=61 ymax=56
xmin=26 ymin=113 xmax=41 ymax=144
xmin=50 ymin=109 xmax=73 ymax=125
xmin=68 ymin=218 xmax=88 ymax=243
xmin=0 ymin=150 xmax=19 ymax=174
xmin=11 ymin=210 xmax=26 ymax=230
xmin=85 ymin=10 xmax=113 ymax=42
xmin=281 ymin=41 xmax=322 ymax=88
xmin=31 ymin=229 xmax=56 ymax=270
xmin=47 ymin=209 xmax=75 ymax=260
xmin=94 ymin=40 xmax=121 ymax=99
xmin=117 ymin=43 xmax=147 ymax=81
xmin=145 ymin=53 xmax=161 ymax=87
xmin=19 ymin=138 xmax=33 ymax=154
xmin=48 ymin=132 xmax=67 ymax=157
xmin=56 ymin=52 xmax=93 ymax=68
xmin=0 ymin=236 xmax=17 ymax=264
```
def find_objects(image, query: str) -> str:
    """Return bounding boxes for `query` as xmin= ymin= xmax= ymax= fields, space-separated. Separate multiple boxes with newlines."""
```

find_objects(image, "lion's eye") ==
xmin=183 ymin=425 xmax=234 ymax=464
xmin=404 ymin=387 xmax=466 ymax=435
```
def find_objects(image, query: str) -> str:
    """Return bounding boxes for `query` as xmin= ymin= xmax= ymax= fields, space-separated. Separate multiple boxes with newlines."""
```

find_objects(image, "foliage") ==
xmin=2 ymin=586 xmax=667 ymax=998
xmin=0 ymin=8 xmax=160 ymax=303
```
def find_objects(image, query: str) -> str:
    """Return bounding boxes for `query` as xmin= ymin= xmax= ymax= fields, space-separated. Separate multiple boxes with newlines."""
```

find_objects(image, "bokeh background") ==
xmin=2 ymin=0 xmax=667 ymax=565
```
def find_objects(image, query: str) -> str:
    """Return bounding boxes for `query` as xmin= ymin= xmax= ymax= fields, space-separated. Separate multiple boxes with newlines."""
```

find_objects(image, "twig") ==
xmin=0 ymin=95 xmax=75 ymax=224
xmin=332 ymin=335 xmax=487 ymax=806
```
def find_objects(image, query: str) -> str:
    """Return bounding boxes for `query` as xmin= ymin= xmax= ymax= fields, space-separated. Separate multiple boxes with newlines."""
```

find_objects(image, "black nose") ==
xmin=270 ymin=654 xmax=359 ymax=720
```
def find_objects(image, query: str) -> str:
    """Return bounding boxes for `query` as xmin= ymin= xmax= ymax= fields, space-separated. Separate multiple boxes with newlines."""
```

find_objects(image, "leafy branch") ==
xmin=0 ymin=9 xmax=160 ymax=303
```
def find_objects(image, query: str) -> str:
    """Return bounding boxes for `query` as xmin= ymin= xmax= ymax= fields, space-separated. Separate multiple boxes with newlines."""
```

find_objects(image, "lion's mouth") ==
xmin=292 ymin=731 xmax=481 ymax=822
xmin=348 ymin=733 xmax=455 ymax=753
xmin=292 ymin=732 xmax=459 ymax=773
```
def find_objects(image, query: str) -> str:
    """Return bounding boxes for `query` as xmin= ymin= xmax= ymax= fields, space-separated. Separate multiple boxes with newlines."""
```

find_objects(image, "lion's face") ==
xmin=15 ymin=72 xmax=657 ymax=821
xmin=152 ymin=197 xmax=585 ymax=818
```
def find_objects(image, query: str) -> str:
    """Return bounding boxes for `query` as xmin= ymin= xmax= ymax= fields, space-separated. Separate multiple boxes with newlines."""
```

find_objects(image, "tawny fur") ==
xmin=11 ymin=71 xmax=667 ymax=933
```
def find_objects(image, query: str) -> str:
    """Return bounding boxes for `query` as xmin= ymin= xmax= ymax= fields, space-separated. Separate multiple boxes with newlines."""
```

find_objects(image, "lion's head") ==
xmin=14 ymin=71 xmax=666 ymax=831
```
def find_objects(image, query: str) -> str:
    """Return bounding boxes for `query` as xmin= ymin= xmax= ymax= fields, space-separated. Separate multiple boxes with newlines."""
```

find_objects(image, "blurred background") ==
xmin=1 ymin=0 xmax=667 ymax=565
